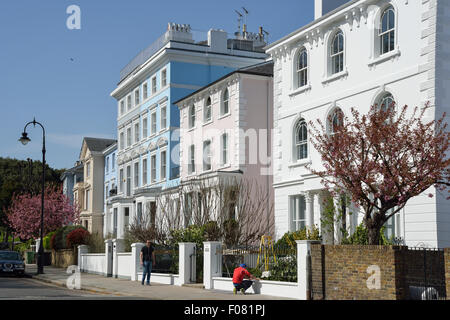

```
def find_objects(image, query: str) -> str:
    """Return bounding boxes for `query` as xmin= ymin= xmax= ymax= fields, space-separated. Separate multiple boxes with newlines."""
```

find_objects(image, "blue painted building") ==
xmin=108 ymin=23 xmax=268 ymax=238
xmin=102 ymin=142 xmax=117 ymax=237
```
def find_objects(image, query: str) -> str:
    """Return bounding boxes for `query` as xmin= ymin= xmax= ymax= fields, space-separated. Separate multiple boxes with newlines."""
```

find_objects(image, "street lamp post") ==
xmin=19 ymin=118 xmax=46 ymax=275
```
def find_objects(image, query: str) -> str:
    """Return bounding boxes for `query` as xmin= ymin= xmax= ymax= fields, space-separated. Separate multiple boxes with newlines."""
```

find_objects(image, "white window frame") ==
xmin=151 ymin=153 xmax=157 ymax=183
xmin=221 ymin=133 xmax=228 ymax=166
xmin=189 ymin=105 xmax=196 ymax=129
xmin=151 ymin=76 xmax=157 ymax=94
xmin=161 ymin=68 xmax=167 ymax=88
xmin=221 ymin=89 xmax=229 ymax=116
xmin=379 ymin=6 xmax=396 ymax=56
xmin=134 ymin=161 xmax=139 ymax=189
xmin=296 ymin=48 xmax=308 ymax=88
xmin=142 ymin=157 xmax=148 ymax=186
xmin=294 ymin=119 xmax=308 ymax=161
xmin=143 ymin=83 xmax=148 ymax=100
xmin=86 ymin=161 xmax=90 ymax=178
xmin=119 ymin=131 xmax=125 ymax=150
xmin=289 ymin=195 xmax=306 ymax=231
xmin=120 ymin=100 xmax=125 ymax=116
xmin=188 ymin=144 xmax=195 ymax=174
xmin=151 ymin=112 xmax=157 ymax=135
xmin=126 ymin=127 xmax=132 ymax=148
xmin=203 ymin=140 xmax=212 ymax=172
xmin=160 ymin=104 xmax=167 ymax=131
xmin=127 ymin=95 xmax=132 ymax=111
xmin=142 ymin=117 xmax=148 ymax=139
xmin=160 ymin=149 xmax=167 ymax=181
xmin=134 ymin=122 xmax=140 ymax=143
xmin=85 ymin=189 xmax=90 ymax=211
xmin=204 ymin=97 xmax=212 ymax=123
xmin=134 ymin=88 xmax=140 ymax=106
xmin=119 ymin=168 xmax=124 ymax=193
xmin=330 ymin=31 xmax=344 ymax=75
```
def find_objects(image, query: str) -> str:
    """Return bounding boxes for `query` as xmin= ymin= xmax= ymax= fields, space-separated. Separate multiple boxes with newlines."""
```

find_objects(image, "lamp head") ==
xmin=19 ymin=132 xmax=31 ymax=145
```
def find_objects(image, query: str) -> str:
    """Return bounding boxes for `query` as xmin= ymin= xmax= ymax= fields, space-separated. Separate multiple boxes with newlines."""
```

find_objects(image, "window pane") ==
xmin=382 ymin=13 xmax=388 ymax=33
xmin=389 ymin=10 xmax=395 ymax=30
xmin=389 ymin=31 xmax=395 ymax=51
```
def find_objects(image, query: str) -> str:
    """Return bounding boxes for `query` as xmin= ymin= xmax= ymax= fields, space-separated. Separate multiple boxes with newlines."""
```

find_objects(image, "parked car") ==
xmin=0 ymin=251 xmax=25 ymax=276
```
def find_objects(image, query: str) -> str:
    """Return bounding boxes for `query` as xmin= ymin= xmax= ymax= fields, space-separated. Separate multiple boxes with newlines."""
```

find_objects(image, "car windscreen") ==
xmin=0 ymin=252 xmax=21 ymax=261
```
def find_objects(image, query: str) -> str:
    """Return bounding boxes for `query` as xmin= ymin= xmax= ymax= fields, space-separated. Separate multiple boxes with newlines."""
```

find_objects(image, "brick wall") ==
xmin=310 ymin=245 xmax=449 ymax=300
xmin=311 ymin=245 xmax=406 ymax=300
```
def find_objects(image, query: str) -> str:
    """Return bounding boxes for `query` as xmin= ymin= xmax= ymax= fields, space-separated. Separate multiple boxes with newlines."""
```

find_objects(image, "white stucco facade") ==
xmin=266 ymin=0 xmax=450 ymax=247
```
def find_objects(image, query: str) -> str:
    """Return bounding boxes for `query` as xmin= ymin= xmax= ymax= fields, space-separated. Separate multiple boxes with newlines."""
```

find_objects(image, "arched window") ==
xmin=329 ymin=108 xmax=344 ymax=135
xmin=204 ymin=97 xmax=212 ymax=122
xmin=294 ymin=119 xmax=308 ymax=160
xmin=379 ymin=93 xmax=395 ymax=112
xmin=331 ymin=31 xmax=344 ymax=74
xmin=189 ymin=105 xmax=196 ymax=128
xmin=380 ymin=7 xmax=395 ymax=55
xmin=297 ymin=49 xmax=308 ymax=88
xmin=221 ymin=89 xmax=229 ymax=115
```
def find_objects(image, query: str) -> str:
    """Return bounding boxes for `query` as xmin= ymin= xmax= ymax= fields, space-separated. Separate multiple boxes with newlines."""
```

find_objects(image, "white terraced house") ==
xmin=266 ymin=0 xmax=450 ymax=247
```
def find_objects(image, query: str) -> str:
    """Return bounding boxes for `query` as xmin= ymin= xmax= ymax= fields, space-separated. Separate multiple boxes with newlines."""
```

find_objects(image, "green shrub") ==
xmin=50 ymin=225 xmax=86 ymax=250
xmin=275 ymin=226 xmax=322 ymax=248
xmin=341 ymin=223 xmax=392 ymax=245
xmin=204 ymin=221 xmax=221 ymax=241
xmin=169 ymin=225 xmax=206 ymax=248
xmin=13 ymin=239 xmax=33 ymax=257
xmin=266 ymin=254 xmax=297 ymax=282
xmin=43 ymin=231 xmax=56 ymax=250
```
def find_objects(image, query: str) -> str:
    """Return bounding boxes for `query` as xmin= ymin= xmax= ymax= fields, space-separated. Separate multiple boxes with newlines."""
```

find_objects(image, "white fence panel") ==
xmin=81 ymin=253 xmax=106 ymax=275
xmin=116 ymin=253 xmax=132 ymax=279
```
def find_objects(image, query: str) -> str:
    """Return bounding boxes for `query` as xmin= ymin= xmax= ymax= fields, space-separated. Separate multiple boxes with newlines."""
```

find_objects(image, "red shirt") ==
xmin=232 ymin=266 xmax=252 ymax=284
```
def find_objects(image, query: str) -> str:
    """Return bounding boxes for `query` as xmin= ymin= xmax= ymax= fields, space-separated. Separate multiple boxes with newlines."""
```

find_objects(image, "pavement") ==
xmin=26 ymin=264 xmax=293 ymax=300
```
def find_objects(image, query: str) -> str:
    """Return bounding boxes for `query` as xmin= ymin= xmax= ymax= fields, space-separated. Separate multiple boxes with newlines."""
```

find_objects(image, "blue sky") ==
xmin=0 ymin=0 xmax=314 ymax=170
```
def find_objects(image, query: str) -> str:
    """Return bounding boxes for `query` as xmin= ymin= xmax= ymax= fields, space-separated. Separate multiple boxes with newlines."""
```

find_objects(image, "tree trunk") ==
xmin=367 ymin=224 xmax=381 ymax=245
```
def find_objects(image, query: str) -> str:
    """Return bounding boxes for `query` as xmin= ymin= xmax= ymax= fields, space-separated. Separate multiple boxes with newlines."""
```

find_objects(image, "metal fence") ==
xmin=406 ymin=247 xmax=447 ymax=300
xmin=152 ymin=245 xmax=178 ymax=274
xmin=220 ymin=245 xmax=296 ymax=278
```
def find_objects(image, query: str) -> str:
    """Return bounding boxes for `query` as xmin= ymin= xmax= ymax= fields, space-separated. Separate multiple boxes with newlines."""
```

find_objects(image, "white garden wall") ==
xmin=116 ymin=252 xmax=132 ymax=279
xmin=80 ymin=253 xmax=106 ymax=275
xmin=211 ymin=277 xmax=299 ymax=299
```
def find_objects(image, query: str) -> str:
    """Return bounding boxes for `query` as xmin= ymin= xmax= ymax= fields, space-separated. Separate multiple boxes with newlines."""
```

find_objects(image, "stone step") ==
xmin=182 ymin=283 xmax=205 ymax=289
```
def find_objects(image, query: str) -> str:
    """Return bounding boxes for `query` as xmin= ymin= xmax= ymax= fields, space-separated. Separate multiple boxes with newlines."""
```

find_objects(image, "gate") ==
xmin=406 ymin=247 xmax=447 ymax=300
xmin=189 ymin=245 xmax=203 ymax=283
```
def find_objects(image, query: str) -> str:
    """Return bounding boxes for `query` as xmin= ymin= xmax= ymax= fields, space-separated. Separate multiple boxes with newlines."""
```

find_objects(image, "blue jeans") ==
xmin=233 ymin=280 xmax=253 ymax=292
xmin=142 ymin=261 xmax=153 ymax=284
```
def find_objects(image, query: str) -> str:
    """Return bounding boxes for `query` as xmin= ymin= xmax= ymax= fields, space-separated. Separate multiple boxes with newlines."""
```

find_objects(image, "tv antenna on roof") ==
xmin=242 ymin=7 xmax=249 ymax=26
xmin=235 ymin=9 xmax=243 ymax=35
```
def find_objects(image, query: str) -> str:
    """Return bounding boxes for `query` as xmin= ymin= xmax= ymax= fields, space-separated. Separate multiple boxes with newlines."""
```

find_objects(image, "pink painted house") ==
xmin=174 ymin=61 xmax=274 ymax=236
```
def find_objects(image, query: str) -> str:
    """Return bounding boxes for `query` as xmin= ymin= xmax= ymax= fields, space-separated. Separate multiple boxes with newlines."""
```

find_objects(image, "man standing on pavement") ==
xmin=140 ymin=240 xmax=156 ymax=285
xmin=232 ymin=263 xmax=260 ymax=294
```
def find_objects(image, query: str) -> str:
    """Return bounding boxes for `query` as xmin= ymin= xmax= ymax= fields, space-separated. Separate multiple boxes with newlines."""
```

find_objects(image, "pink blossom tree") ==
xmin=6 ymin=186 xmax=80 ymax=240
xmin=309 ymin=104 xmax=450 ymax=245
